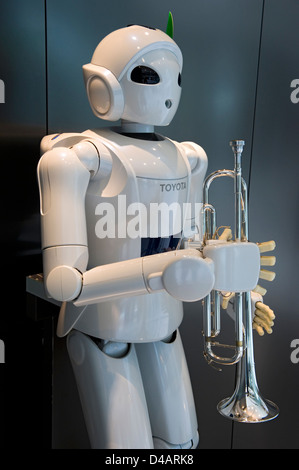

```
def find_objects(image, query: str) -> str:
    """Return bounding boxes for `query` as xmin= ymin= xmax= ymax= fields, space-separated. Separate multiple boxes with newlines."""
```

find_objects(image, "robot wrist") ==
xmin=143 ymin=248 xmax=215 ymax=302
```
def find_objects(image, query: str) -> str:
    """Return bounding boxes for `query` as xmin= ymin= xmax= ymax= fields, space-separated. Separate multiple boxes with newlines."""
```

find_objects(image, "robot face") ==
xmin=119 ymin=49 xmax=182 ymax=126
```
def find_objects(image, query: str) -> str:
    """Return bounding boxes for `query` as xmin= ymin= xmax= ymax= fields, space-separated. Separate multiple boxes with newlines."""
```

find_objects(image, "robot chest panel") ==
xmin=120 ymin=136 xmax=190 ymax=237
xmin=136 ymin=175 xmax=188 ymax=238
xmin=88 ymin=128 xmax=190 ymax=183
xmin=86 ymin=131 xmax=191 ymax=240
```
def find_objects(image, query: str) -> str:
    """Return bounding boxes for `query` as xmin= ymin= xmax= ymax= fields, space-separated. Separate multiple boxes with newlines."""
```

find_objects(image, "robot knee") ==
xmin=98 ymin=339 xmax=130 ymax=358
xmin=153 ymin=431 xmax=199 ymax=449
xmin=162 ymin=330 xmax=177 ymax=344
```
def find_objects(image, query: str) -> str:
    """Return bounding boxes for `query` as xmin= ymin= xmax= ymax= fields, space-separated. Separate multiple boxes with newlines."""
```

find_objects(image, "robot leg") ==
xmin=67 ymin=330 xmax=154 ymax=449
xmin=135 ymin=330 xmax=199 ymax=449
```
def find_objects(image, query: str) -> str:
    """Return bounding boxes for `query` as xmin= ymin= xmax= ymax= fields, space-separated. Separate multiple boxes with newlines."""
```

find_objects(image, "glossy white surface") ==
xmin=67 ymin=330 xmax=154 ymax=449
xmin=203 ymin=240 xmax=260 ymax=292
xmin=90 ymin=25 xmax=182 ymax=80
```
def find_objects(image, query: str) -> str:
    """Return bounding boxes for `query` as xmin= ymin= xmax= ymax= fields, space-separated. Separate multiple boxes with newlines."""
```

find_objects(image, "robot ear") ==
xmin=83 ymin=63 xmax=124 ymax=121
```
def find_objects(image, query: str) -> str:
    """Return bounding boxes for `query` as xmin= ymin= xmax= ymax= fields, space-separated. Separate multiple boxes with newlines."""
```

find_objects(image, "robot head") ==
xmin=83 ymin=24 xmax=183 ymax=126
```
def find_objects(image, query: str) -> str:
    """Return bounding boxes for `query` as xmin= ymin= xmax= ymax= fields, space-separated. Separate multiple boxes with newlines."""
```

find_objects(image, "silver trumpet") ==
xmin=202 ymin=139 xmax=279 ymax=422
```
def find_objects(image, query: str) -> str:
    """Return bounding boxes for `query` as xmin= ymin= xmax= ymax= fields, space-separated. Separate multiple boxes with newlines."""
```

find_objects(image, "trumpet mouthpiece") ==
xmin=230 ymin=140 xmax=245 ymax=155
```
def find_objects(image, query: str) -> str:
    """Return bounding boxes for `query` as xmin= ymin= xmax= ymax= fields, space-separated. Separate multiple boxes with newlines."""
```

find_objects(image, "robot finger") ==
xmin=255 ymin=302 xmax=275 ymax=320
xmin=253 ymin=316 xmax=273 ymax=334
xmin=253 ymin=322 xmax=265 ymax=336
xmin=257 ymin=240 xmax=276 ymax=253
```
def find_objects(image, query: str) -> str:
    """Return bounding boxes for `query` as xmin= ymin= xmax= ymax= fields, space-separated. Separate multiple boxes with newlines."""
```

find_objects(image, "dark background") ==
xmin=0 ymin=0 xmax=298 ymax=449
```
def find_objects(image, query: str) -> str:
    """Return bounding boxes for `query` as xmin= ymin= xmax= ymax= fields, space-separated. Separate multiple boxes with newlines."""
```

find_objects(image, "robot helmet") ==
xmin=83 ymin=24 xmax=183 ymax=125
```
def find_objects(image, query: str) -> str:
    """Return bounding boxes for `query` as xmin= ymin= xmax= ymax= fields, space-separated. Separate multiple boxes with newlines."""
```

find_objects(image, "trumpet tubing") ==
xmin=202 ymin=140 xmax=247 ymax=366
xmin=201 ymin=140 xmax=279 ymax=423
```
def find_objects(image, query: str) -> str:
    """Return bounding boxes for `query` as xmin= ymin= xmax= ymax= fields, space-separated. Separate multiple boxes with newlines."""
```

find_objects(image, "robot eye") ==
xmin=131 ymin=66 xmax=160 ymax=85
xmin=178 ymin=73 xmax=182 ymax=87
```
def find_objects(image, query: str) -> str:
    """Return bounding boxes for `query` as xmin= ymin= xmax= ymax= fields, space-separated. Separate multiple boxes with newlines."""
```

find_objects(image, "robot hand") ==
xmin=202 ymin=235 xmax=260 ymax=293
xmin=252 ymin=293 xmax=276 ymax=336
xmin=253 ymin=240 xmax=276 ymax=297
xmin=222 ymin=290 xmax=275 ymax=336
xmin=252 ymin=240 xmax=276 ymax=335
xmin=222 ymin=239 xmax=276 ymax=336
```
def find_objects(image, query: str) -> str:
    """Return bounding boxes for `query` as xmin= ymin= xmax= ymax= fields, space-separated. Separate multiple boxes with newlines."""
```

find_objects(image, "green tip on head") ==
xmin=166 ymin=11 xmax=174 ymax=38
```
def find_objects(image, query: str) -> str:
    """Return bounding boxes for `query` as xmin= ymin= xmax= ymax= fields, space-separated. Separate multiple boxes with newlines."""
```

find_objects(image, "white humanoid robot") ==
xmin=37 ymin=22 xmax=275 ymax=449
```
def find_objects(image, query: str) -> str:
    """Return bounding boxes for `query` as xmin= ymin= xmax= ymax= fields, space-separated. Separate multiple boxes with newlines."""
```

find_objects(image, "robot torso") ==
xmin=40 ymin=128 xmax=208 ymax=342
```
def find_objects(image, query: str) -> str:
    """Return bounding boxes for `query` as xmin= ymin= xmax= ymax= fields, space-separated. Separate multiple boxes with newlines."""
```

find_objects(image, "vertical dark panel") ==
xmin=0 ymin=1 xmax=45 ymax=258
xmin=0 ymin=0 xmax=51 ymax=448
xmin=233 ymin=0 xmax=299 ymax=449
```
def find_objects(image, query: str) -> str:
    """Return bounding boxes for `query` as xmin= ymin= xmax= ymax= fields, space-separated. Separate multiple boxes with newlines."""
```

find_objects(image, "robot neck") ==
xmin=119 ymin=120 xmax=164 ymax=141
xmin=120 ymin=120 xmax=155 ymax=134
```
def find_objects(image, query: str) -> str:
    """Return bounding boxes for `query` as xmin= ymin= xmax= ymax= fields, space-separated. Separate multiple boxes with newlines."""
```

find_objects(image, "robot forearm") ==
xmin=46 ymin=248 xmax=215 ymax=305
xmin=45 ymin=240 xmax=260 ymax=306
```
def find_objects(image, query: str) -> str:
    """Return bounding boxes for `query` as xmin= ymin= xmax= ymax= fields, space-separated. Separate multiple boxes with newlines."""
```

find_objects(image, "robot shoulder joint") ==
xmin=180 ymin=141 xmax=208 ymax=174
xmin=38 ymin=146 xmax=91 ymax=178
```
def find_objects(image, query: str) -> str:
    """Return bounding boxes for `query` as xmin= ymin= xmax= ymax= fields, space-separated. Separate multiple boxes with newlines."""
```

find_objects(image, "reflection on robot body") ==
xmin=37 ymin=18 xmax=277 ymax=449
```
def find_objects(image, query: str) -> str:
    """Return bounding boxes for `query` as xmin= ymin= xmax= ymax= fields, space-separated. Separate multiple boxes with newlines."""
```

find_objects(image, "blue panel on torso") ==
xmin=141 ymin=236 xmax=181 ymax=256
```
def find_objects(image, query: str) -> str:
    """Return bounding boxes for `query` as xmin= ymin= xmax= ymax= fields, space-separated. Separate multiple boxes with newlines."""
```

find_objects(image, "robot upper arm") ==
xmin=38 ymin=144 xmax=93 ymax=248
xmin=38 ymin=135 xmax=113 ymax=247
xmin=38 ymin=136 xmax=113 ymax=301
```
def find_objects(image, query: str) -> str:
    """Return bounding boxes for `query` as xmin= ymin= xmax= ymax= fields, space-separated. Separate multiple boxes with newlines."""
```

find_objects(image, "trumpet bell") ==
xmin=217 ymin=332 xmax=279 ymax=423
xmin=217 ymin=392 xmax=279 ymax=423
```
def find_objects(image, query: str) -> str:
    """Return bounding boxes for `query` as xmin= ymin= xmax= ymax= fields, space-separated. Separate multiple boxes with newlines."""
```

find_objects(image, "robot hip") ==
xmin=71 ymin=292 xmax=184 ymax=342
